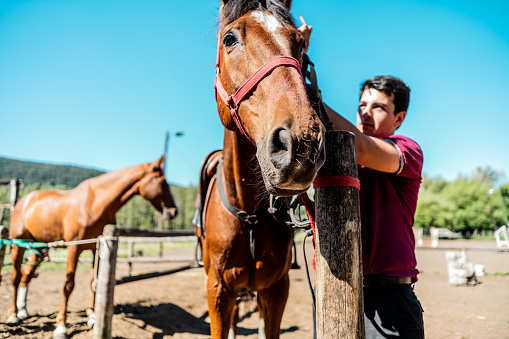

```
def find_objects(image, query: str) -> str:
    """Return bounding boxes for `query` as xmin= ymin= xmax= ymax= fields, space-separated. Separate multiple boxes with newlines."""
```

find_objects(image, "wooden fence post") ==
xmin=93 ymin=225 xmax=119 ymax=339
xmin=315 ymin=130 xmax=365 ymax=338
xmin=127 ymin=239 xmax=133 ymax=277
xmin=0 ymin=226 xmax=8 ymax=285
xmin=10 ymin=178 xmax=20 ymax=210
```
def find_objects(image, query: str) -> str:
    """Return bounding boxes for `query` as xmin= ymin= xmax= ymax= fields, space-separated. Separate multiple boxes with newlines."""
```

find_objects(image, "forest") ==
xmin=1 ymin=157 xmax=509 ymax=234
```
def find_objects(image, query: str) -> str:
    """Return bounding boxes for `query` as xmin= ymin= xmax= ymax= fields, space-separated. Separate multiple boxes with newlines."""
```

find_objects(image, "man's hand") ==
xmin=297 ymin=16 xmax=312 ymax=54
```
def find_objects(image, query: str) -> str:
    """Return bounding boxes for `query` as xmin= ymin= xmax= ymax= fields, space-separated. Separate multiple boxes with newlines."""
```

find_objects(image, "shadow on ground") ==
xmin=114 ymin=301 xmax=300 ymax=338
xmin=0 ymin=310 xmax=90 ymax=338
xmin=114 ymin=302 xmax=210 ymax=338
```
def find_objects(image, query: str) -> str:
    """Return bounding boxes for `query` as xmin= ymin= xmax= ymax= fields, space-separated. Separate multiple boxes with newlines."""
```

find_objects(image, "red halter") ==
xmin=214 ymin=36 xmax=304 ymax=144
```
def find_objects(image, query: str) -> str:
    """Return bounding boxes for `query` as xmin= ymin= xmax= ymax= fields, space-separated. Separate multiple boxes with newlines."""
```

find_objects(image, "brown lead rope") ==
xmin=301 ymin=53 xmax=334 ymax=132
xmin=299 ymin=54 xmax=340 ymax=312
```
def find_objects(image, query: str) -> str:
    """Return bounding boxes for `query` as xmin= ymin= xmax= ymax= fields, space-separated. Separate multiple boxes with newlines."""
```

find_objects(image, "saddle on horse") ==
xmin=193 ymin=149 xmax=223 ymax=237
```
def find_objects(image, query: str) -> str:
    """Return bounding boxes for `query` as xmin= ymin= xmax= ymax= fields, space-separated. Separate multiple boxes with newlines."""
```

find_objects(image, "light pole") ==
xmin=488 ymin=188 xmax=496 ymax=233
xmin=158 ymin=131 xmax=184 ymax=231
xmin=163 ymin=130 xmax=184 ymax=178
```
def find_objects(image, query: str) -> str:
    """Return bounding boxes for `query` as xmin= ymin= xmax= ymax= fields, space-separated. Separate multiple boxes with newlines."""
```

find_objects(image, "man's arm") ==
xmin=324 ymin=103 xmax=402 ymax=173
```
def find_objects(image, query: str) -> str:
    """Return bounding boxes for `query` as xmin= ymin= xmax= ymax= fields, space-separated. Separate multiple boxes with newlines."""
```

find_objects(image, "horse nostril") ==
xmin=164 ymin=207 xmax=178 ymax=220
xmin=268 ymin=127 xmax=293 ymax=169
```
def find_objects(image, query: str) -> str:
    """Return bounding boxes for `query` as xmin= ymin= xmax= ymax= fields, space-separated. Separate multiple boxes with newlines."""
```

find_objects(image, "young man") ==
xmin=327 ymin=76 xmax=425 ymax=338
xmin=299 ymin=18 xmax=425 ymax=338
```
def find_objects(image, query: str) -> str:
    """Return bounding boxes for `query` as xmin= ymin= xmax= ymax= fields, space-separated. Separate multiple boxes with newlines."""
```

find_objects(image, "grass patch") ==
xmin=117 ymin=240 xmax=195 ymax=258
xmin=485 ymin=272 xmax=509 ymax=277
xmin=1 ymin=260 xmax=92 ymax=273
xmin=294 ymin=229 xmax=314 ymax=243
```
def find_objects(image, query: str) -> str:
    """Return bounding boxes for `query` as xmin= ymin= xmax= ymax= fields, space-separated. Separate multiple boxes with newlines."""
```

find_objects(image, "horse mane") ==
xmin=220 ymin=0 xmax=295 ymax=28
xmin=74 ymin=162 xmax=152 ymax=191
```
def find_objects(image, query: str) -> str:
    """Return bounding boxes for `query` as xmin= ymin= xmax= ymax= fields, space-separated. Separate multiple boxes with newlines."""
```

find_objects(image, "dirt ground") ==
xmin=1 ymin=238 xmax=508 ymax=339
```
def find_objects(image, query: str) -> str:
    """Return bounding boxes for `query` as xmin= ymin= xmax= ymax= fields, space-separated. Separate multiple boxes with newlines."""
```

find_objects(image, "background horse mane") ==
xmin=220 ymin=0 xmax=295 ymax=28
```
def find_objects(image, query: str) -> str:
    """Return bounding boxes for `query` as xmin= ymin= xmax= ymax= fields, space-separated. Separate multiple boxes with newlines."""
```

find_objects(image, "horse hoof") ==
xmin=17 ymin=309 xmax=29 ymax=320
xmin=6 ymin=315 xmax=21 ymax=325
xmin=53 ymin=325 xmax=68 ymax=339
xmin=87 ymin=315 xmax=96 ymax=328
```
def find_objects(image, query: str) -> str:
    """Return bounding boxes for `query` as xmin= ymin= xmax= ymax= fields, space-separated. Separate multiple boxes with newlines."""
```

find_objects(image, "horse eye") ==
xmin=223 ymin=34 xmax=237 ymax=48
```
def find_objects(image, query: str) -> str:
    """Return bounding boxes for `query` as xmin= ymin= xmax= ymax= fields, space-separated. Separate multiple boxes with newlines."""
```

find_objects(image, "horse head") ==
xmin=215 ymin=0 xmax=325 ymax=196
xmin=138 ymin=156 xmax=178 ymax=220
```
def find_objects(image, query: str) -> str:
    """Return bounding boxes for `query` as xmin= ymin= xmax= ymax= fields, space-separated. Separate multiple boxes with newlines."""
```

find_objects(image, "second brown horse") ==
xmin=6 ymin=156 xmax=178 ymax=337
xmin=202 ymin=1 xmax=325 ymax=338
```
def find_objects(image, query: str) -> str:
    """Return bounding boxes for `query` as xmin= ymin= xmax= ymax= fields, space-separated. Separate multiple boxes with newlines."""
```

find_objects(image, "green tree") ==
xmin=473 ymin=166 xmax=504 ymax=187
xmin=499 ymin=183 xmax=509 ymax=210
xmin=414 ymin=192 xmax=455 ymax=230
xmin=166 ymin=185 xmax=198 ymax=230
xmin=415 ymin=174 xmax=509 ymax=233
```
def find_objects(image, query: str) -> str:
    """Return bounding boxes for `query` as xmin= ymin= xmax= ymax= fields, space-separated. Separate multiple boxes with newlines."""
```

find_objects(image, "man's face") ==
xmin=356 ymin=88 xmax=403 ymax=138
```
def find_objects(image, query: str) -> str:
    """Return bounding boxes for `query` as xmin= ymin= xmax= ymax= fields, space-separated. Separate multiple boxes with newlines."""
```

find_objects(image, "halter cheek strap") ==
xmin=214 ymin=36 xmax=304 ymax=144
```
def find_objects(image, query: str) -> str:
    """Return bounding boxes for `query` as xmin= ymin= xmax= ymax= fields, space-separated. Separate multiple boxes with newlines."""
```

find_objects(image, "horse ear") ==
xmin=154 ymin=155 xmax=165 ymax=175
xmin=220 ymin=0 xmax=229 ymax=12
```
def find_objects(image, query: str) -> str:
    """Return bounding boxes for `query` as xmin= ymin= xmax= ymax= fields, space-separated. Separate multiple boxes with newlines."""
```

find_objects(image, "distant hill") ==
xmin=0 ymin=157 xmax=105 ymax=187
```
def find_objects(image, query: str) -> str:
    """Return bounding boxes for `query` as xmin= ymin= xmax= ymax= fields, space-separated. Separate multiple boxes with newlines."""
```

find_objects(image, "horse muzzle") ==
xmin=259 ymin=123 xmax=326 ymax=196
xmin=163 ymin=207 xmax=178 ymax=220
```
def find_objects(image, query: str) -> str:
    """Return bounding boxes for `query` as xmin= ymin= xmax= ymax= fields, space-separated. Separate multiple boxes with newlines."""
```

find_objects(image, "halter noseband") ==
xmin=214 ymin=35 xmax=304 ymax=144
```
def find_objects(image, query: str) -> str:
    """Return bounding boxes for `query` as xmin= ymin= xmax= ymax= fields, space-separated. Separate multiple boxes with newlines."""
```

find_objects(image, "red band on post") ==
xmin=300 ymin=175 xmax=360 ymax=272
xmin=313 ymin=175 xmax=360 ymax=190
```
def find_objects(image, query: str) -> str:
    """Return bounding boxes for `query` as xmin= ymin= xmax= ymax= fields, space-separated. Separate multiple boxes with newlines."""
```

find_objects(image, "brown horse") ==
xmin=6 ymin=156 xmax=178 ymax=337
xmin=201 ymin=1 xmax=325 ymax=338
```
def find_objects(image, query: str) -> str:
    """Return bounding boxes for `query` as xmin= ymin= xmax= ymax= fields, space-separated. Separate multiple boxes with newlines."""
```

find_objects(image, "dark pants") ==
xmin=313 ymin=284 xmax=424 ymax=338
xmin=364 ymin=284 xmax=424 ymax=338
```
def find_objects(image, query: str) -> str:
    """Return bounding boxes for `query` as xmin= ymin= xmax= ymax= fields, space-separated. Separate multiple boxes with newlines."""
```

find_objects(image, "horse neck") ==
xmin=222 ymin=129 xmax=268 ymax=213
xmin=87 ymin=164 xmax=149 ymax=216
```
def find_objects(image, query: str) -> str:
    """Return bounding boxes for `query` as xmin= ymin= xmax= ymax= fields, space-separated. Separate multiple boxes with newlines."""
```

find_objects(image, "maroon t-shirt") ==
xmin=358 ymin=135 xmax=423 ymax=280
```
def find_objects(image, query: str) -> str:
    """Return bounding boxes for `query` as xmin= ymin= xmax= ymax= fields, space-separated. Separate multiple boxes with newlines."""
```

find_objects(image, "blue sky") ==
xmin=1 ymin=0 xmax=508 ymax=187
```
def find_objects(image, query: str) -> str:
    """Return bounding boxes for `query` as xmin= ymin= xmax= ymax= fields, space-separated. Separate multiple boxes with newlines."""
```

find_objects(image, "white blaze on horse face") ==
xmin=251 ymin=10 xmax=285 ymax=50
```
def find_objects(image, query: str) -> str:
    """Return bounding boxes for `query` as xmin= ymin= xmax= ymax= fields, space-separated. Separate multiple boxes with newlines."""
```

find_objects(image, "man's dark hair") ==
xmin=360 ymin=76 xmax=410 ymax=114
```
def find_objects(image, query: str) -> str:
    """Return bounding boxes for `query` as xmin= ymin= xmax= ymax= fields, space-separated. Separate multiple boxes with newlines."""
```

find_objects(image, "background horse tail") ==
xmin=9 ymin=194 xmax=33 ymax=240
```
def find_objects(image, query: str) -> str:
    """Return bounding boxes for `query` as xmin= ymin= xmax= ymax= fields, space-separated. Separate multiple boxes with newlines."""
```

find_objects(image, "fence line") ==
xmin=93 ymin=225 xmax=197 ymax=339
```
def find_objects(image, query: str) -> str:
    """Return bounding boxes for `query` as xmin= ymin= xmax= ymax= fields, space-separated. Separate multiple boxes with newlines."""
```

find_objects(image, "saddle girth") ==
xmin=216 ymin=157 xmax=258 ymax=295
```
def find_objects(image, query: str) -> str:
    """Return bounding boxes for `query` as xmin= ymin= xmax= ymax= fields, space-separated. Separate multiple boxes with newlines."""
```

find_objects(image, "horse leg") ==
xmin=15 ymin=251 xmax=41 ymax=320
xmin=7 ymin=245 xmax=26 ymax=324
xmin=228 ymin=296 xmax=240 ymax=339
xmin=54 ymin=245 xmax=80 ymax=337
xmin=291 ymin=240 xmax=300 ymax=269
xmin=86 ymin=249 xmax=96 ymax=327
xmin=206 ymin=274 xmax=236 ymax=339
xmin=256 ymin=273 xmax=290 ymax=339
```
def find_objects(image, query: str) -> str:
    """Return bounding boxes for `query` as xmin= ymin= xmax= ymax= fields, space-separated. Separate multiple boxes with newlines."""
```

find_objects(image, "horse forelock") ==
xmin=220 ymin=0 xmax=295 ymax=29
